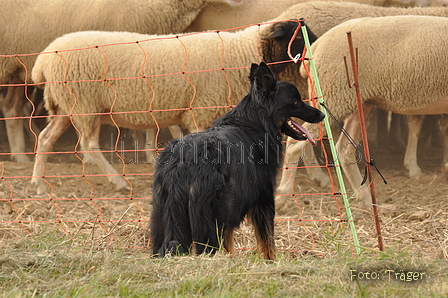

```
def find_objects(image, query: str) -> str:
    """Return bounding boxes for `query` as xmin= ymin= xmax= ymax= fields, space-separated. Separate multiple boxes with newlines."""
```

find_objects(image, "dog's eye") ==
xmin=294 ymin=101 xmax=300 ymax=105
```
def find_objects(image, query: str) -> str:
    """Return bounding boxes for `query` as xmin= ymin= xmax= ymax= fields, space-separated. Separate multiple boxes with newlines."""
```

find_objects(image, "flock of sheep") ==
xmin=1 ymin=0 xmax=448 ymax=209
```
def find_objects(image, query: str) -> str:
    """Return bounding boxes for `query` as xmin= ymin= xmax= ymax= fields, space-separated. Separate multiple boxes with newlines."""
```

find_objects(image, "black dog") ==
xmin=150 ymin=62 xmax=324 ymax=260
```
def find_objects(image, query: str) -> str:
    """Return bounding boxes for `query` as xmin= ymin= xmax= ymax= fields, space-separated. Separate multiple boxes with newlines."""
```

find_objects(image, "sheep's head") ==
xmin=261 ymin=20 xmax=317 ymax=77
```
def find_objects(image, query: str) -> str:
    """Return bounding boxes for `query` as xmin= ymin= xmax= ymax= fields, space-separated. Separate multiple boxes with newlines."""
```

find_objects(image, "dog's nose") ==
xmin=319 ymin=111 xmax=326 ymax=121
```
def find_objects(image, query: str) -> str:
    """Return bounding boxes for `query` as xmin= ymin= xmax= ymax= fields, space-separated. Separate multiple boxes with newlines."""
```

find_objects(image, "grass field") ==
xmin=1 ymin=121 xmax=448 ymax=297
xmin=1 ymin=229 xmax=447 ymax=298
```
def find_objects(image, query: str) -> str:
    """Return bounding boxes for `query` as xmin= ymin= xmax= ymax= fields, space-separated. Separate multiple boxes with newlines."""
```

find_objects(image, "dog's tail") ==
xmin=150 ymin=160 xmax=192 ymax=257
xmin=151 ymin=181 xmax=192 ymax=257
xmin=159 ymin=240 xmax=186 ymax=257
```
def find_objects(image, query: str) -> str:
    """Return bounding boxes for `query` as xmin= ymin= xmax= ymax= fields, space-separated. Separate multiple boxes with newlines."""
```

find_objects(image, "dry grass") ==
xmin=1 ymin=124 xmax=448 ymax=296
xmin=1 ymin=229 xmax=447 ymax=297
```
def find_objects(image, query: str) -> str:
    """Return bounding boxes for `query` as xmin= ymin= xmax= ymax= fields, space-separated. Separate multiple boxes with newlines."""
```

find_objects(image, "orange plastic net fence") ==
xmin=0 ymin=21 xmax=351 ymax=256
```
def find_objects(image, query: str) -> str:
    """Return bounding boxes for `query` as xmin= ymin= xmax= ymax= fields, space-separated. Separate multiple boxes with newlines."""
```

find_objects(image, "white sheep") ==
xmin=266 ymin=1 xmax=448 ymax=210
xmin=0 ymin=0 xmax=240 ymax=163
xmin=180 ymin=1 xmax=447 ymax=168
xmin=185 ymin=0 xmax=448 ymax=32
xmin=30 ymin=20 xmax=316 ymax=194
xmin=292 ymin=15 xmax=448 ymax=208
xmin=267 ymin=1 xmax=448 ymax=94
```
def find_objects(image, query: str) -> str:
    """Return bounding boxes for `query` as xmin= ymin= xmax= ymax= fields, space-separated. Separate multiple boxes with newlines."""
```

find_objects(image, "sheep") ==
xmin=260 ymin=1 xmax=448 ymax=210
xmin=182 ymin=1 xmax=448 ymax=168
xmin=30 ymin=20 xmax=317 ymax=195
xmin=0 ymin=0 xmax=241 ymax=163
xmin=185 ymin=0 xmax=448 ymax=32
xmin=263 ymin=1 xmax=448 ymax=95
xmin=291 ymin=15 xmax=448 ymax=208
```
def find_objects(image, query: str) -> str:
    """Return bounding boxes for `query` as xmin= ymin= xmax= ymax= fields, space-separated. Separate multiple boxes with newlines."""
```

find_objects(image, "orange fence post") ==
xmin=345 ymin=31 xmax=384 ymax=251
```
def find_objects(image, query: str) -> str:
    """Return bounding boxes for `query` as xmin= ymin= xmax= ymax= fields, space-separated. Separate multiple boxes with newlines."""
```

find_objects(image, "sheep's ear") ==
xmin=263 ymin=20 xmax=319 ymax=45
xmin=302 ymin=21 xmax=318 ymax=44
xmin=264 ymin=24 xmax=287 ymax=40
xmin=264 ymin=20 xmax=299 ymax=40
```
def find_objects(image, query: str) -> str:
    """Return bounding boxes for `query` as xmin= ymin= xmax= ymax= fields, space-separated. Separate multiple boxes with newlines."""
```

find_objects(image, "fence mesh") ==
xmin=0 ymin=20 xmax=357 ymax=256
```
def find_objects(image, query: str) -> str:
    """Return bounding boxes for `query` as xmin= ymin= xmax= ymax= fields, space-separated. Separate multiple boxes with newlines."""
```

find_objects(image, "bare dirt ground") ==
xmin=0 ymin=117 xmax=447 ymax=260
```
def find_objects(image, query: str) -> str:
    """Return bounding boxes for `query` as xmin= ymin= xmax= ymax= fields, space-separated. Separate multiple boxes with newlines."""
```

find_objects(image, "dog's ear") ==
xmin=249 ymin=63 xmax=259 ymax=82
xmin=258 ymin=62 xmax=276 ymax=94
xmin=250 ymin=62 xmax=276 ymax=92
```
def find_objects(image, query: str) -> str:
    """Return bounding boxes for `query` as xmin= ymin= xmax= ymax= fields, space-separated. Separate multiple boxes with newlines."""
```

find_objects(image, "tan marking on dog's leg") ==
xmin=223 ymin=228 xmax=235 ymax=255
xmin=251 ymin=212 xmax=275 ymax=260
xmin=255 ymin=230 xmax=276 ymax=261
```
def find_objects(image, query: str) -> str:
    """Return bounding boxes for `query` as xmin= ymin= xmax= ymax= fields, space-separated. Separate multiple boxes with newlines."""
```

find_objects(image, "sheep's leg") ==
xmin=438 ymin=115 xmax=448 ymax=174
xmin=189 ymin=126 xmax=206 ymax=133
xmin=24 ymin=87 xmax=45 ymax=141
xmin=80 ymin=118 xmax=130 ymax=192
xmin=303 ymin=140 xmax=331 ymax=188
xmin=23 ymin=92 xmax=41 ymax=143
xmin=403 ymin=115 xmax=423 ymax=177
xmin=389 ymin=113 xmax=407 ymax=151
xmin=23 ymin=103 xmax=41 ymax=140
xmin=31 ymin=113 xmax=71 ymax=195
xmin=367 ymin=108 xmax=380 ymax=147
xmin=3 ymin=85 xmax=30 ymax=163
xmin=275 ymin=138 xmax=308 ymax=212
xmin=145 ymin=125 xmax=183 ymax=164
xmin=275 ymin=136 xmax=330 ymax=212
xmin=145 ymin=128 xmax=157 ymax=164
xmin=168 ymin=125 xmax=183 ymax=139
xmin=336 ymin=105 xmax=374 ymax=206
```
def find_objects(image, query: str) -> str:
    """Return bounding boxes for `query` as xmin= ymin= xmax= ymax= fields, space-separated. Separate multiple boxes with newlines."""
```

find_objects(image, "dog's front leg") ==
xmin=249 ymin=200 xmax=276 ymax=260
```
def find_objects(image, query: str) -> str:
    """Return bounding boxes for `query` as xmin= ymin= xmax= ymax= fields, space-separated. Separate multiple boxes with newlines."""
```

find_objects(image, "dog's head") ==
xmin=249 ymin=62 xmax=325 ymax=145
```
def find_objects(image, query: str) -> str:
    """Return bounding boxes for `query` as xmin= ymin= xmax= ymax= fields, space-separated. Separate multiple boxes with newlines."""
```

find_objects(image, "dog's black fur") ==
xmin=150 ymin=62 xmax=324 ymax=260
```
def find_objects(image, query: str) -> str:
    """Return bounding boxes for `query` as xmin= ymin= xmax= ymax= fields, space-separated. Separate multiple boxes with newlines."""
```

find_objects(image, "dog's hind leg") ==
xmin=188 ymin=178 xmax=224 ymax=256
xmin=149 ymin=182 xmax=166 ymax=256
xmin=189 ymin=207 xmax=221 ymax=256
xmin=248 ymin=199 xmax=276 ymax=260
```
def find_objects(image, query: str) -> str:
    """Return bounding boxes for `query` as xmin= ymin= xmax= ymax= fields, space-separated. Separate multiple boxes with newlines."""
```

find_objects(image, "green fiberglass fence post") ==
xmin=300 ymin=21 xmax=361 ymax=255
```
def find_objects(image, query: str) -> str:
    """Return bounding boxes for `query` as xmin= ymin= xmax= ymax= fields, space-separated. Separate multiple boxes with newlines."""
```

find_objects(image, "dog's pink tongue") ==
xmin=289 ymin=119 xmax=317 ymax=146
